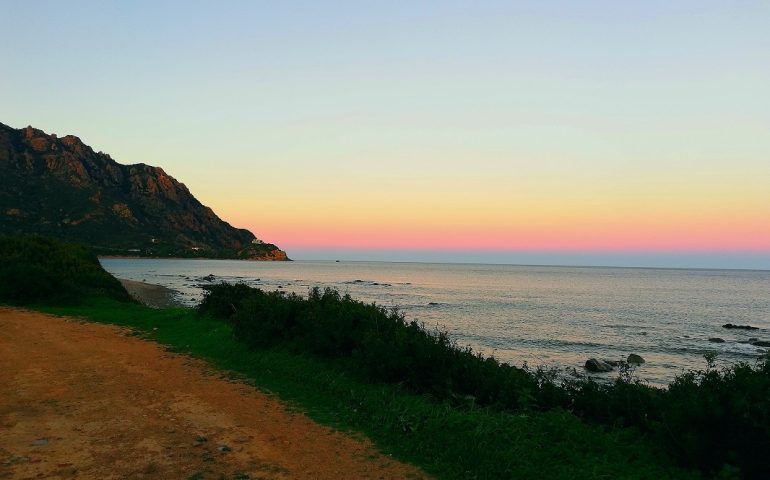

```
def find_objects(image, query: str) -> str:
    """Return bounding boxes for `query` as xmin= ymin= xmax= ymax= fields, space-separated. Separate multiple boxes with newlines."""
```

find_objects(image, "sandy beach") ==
xmin=0 ymin=308 xmax=427 ymax=479
xmin=119 ymin=278 xmax=183 ymax=309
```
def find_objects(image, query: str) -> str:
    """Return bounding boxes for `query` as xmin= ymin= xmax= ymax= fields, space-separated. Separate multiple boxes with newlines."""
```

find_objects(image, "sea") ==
xmin=100 ymin=258 xmax=770 ymax=386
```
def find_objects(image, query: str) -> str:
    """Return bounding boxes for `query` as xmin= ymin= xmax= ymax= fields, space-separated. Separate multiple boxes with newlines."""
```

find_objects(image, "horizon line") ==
xmin=280 ymin=248 xmax=770 ymax=271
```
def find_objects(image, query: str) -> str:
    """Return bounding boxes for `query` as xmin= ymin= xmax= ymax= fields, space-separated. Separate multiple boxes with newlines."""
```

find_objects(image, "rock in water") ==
xmin=709 ymin=337 xmax=726 ymax=343
xmin=585 ymin=358 xmax=614 ymax=372
xmin=627 ymin=354 xmax=645 ymax=364
xmin=751 ymin=340 xmax=770 ymax=347
xmin=722 ymin=323 xmax=758 ymax=330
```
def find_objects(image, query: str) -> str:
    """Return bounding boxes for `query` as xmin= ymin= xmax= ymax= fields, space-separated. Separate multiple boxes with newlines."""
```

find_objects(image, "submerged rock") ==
xmin=723 ymin=323 xmax=759 ymax=330
xmin=709 ymin=337 xmax=726 ymax=343
xmin=585 ymin=358 xmax=614 ymax=372
xmin=627 ymin=354 xmax=645 ymax=364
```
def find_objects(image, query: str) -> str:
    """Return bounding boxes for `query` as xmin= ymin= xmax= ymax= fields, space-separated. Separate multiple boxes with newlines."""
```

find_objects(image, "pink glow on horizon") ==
xmin=247 ymin=221 xmax=770 ymax=253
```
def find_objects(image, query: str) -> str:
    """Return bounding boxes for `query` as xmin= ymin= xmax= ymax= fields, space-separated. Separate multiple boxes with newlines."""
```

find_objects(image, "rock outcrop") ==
xmin=584 ymin=358 xmax=614 ymax=373
xmin=626 ymin=354 xmax=645 ymax=364
xmin=0 ymin=122 xmax=289 ymax=260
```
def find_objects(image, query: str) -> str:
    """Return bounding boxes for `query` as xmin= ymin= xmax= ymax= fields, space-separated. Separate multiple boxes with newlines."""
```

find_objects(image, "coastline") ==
xmin=102 ymin=255 xmax=213 ymax=260
xmin=100 ymin=255 xmax=291 ymax=261
xmin=118 ymin=278 xmax=184 ymax=309
xmin=102 ymin=258 xmax=770 ymax=386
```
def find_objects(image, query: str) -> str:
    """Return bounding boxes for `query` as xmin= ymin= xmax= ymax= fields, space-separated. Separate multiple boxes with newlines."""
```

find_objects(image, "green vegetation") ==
xmin=199 ymin=284 xmax=540 ymax=407
xmin=0 ymin=234 xmax=130 ymax=304
xmin=561 ymin=355 xmax=770 ymax=477
xmin=199 ymin=283 xmax=770 ymax=479
xmin=3 ymin=235 xmax=768 ymax=479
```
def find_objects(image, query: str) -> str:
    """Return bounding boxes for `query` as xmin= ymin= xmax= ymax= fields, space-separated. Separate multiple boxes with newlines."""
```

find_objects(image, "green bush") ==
xmin=200 ymin=284 xmax=539 ymax=407
xmin=199 ymin=282 xmax=770 ymax=478
xmin=658 ymin=357 xmax=770 ymax=477
xmin=558 ymin=357 xmax=770 ymax=478
xmin=0 ymin=234 xmax=131 ymax=304
xmin=196 ymin=281 xmax=254 ymax=319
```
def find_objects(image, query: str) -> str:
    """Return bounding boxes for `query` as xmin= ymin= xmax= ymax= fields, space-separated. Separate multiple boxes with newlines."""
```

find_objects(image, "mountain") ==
xmin=0 ymin=122 xmax=289 ymax=260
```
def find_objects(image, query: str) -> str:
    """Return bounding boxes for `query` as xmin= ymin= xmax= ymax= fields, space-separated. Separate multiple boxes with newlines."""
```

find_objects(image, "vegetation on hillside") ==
xmin=0 ymin=234 xmax=131 ymax=304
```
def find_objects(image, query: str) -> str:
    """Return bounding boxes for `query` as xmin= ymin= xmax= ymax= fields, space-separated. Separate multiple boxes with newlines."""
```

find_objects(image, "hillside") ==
xmin=0 ymin=123 xmax=288 ymax=260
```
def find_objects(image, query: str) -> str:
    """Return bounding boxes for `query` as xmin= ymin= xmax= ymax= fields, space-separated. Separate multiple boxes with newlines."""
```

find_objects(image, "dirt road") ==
xmin=0 ymin=308 xmax=427 ymax=479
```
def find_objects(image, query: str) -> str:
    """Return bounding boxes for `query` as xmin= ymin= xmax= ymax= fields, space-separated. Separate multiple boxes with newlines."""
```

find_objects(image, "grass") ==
xmin=39 ymin=297 xmax=699 ymax=480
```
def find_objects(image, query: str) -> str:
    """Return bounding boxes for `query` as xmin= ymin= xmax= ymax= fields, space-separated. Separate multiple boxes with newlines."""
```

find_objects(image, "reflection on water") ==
xmin=101 ymin=258 xmax=770 ymax=386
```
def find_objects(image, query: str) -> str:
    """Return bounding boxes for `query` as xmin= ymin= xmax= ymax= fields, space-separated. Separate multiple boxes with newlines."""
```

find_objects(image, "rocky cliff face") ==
xmin=0 ymin=122 xmax=289 ymax=260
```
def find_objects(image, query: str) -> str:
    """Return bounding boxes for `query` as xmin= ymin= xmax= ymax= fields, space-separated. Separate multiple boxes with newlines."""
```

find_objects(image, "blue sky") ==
xmin=2 ymin=1 xmax=769 ymax=268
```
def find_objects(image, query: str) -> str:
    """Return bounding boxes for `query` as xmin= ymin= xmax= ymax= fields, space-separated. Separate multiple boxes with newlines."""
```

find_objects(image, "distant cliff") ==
xmin=0 ymin=122 xmax=289 ymax=260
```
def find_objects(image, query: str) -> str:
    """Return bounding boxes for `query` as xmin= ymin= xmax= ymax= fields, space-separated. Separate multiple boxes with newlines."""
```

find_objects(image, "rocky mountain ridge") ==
xmin=0 ymin=122 xmax=288 ymax=260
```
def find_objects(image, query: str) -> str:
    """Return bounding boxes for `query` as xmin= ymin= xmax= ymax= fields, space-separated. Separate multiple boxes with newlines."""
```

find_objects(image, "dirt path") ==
xmin=0 ymin=308 xmax=428 ymax=480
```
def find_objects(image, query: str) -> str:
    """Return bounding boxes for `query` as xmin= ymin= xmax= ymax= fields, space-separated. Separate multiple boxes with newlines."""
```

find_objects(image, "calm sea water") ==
xmin=100 ymin=258 xmax=770 ymax=386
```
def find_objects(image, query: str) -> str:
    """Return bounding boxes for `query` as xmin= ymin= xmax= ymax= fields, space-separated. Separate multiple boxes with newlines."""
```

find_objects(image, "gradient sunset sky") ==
xmin=2 ymin=1 xmax=769 ymax=267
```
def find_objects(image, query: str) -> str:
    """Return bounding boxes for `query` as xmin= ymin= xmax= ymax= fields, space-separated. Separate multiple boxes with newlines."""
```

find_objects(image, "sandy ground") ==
xmin=0 ymin=308 xmax=428 ymax=480
xmin=118 ymin=279 xmax=182 ymax=309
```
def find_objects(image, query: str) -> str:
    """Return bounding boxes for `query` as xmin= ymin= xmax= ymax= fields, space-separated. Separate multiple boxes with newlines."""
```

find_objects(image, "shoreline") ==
xmin=100 ymin=255 xmax=290 ymax=262
xmin=118 ymin=278 xmax=185 ymax=309
xmin=101 ymin=255 xmax=218 ymax=261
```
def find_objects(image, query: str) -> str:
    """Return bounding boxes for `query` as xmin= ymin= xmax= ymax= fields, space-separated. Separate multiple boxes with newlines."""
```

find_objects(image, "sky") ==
xmin=2 ymin=1 xmax=769 ymax=268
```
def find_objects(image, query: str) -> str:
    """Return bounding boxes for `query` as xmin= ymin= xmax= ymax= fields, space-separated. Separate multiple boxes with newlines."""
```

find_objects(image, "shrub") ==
xmin=657 ymin=357 xmax=770 ymax=478
xmin=0 ymin=234 xmax=131 ymax=304
xmin=200 ymin=284 xmax=539 ymax=408
xmin=562 ymin=357 xmax=770 ymax=477
xmin=197 ymin=282 xmax=256 ymax=319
